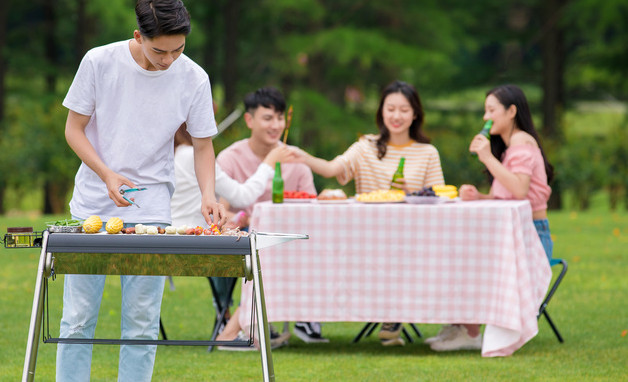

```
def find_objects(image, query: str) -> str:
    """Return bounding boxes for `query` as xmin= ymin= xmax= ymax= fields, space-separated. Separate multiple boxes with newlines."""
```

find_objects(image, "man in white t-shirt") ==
xmin=56 ymin=1 xmax=225 ymax=380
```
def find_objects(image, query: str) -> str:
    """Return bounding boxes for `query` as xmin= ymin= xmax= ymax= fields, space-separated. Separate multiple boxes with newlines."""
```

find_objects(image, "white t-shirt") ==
xmin=170 ymin=145 xmax=274 ymax=227
xmin=63 ymin=40 xmax=217 ymax=223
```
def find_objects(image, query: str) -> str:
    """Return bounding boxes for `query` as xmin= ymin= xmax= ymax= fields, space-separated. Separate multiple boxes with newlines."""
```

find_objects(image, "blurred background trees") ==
xmin=1 ymin=0 xmax=626 ymax=214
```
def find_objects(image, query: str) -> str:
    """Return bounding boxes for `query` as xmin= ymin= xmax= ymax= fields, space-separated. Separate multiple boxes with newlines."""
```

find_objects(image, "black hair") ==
xmin=243 ymin=87 xmax=286 ymax=114
xmin=375 ymin=80 xmax=430 ymax=160
xmin=135 ymin=0 xmax=191 ymax=38
xmin=486 ymin=84 xmax=554 ymax=184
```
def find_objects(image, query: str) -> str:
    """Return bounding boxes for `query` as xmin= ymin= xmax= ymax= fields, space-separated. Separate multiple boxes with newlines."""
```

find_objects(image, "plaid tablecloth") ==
xmin=240 ymin=199 xmax=551 ymax=357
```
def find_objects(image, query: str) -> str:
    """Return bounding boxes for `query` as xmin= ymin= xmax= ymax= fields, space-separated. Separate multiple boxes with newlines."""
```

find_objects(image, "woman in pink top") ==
xmin=427 ymin=84 xmax=555 ymax=352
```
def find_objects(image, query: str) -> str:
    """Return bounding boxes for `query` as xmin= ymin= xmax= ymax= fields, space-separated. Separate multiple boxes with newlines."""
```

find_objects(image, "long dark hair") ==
xmin=486 ymin=84 xmax=554 ymax=184
xmin=375 ymin=80 xmax=430 ymax=159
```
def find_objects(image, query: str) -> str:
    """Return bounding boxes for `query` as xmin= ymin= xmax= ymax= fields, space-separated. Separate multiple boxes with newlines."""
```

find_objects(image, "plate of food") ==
xmin=317 ymin=189 xmax=350 ymax=203
xmin=283 ymin=190 xmax=317 ymax=203
xmin=355 ymin=189 xmax=406 ymax=203
xmin=283 ymin=198 xmax=314 ymax=203
xmin=404 ymin=195 xmax=446 ymax=204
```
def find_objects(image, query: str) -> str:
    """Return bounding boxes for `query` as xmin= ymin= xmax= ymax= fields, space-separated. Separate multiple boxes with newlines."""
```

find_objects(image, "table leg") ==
xmin=250 ymin=234 xmax=275 ymax=382
xmin=23 ymin=231 xmax=50 ymax=382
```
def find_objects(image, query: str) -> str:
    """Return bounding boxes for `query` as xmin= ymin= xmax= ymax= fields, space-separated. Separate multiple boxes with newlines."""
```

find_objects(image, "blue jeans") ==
xmin=56 ymin=222 xmax=166 ymax=382
xmin=534 ymin=219 xmax=553 ymax=263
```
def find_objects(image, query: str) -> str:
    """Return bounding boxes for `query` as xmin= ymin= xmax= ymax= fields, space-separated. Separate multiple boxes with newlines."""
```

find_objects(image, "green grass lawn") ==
xmin=1 ymin=198 xmax=626 ymax=381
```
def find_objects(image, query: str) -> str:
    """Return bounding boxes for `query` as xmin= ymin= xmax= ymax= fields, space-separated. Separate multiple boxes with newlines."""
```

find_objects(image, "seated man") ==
xmin=217 ymin=87 xmax=328 ymax=343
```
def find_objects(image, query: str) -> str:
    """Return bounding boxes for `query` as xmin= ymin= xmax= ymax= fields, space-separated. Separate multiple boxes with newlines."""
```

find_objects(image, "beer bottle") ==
xmin=472 ymin=120 xmax=493 ymax=156
xmin=272 ymin=162 xmax=284 ymax=203
xmin=479 ymin=120 xmax=493 ymax=137
xmin=390 ymin=157 xmax=405 ymax=190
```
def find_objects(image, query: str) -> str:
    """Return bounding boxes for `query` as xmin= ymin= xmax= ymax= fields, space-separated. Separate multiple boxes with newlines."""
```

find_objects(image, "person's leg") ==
xmin=117 ymin=275 xmax=166 ymax=382
xmin=216 ymin=306 xmax=242 ymax=341
xmin=56 ymin=274 xmax=106 ymax=381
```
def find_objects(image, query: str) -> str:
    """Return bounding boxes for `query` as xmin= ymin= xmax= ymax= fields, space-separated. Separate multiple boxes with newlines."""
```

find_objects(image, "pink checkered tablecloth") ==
xmin=239 ymin=199 xmax=551 ymax=357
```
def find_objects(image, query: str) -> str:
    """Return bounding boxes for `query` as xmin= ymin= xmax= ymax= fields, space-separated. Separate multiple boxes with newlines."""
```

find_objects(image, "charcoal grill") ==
xmin=22 ymin=230 xmax=307 ymax=382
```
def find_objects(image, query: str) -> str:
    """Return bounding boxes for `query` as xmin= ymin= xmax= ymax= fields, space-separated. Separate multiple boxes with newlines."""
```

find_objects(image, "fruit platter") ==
xmin=283 ymin=190 xmax=317 ymax=202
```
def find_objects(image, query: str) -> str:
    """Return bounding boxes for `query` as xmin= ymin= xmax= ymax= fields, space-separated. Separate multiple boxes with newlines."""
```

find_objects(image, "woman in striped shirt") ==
xmin=292 ymin=80 xmax=445 ymax=346
xmin=294 ymin=80 xmax=444 ymax=194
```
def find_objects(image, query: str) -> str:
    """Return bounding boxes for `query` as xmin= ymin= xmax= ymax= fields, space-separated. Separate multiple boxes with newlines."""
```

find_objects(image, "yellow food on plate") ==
xmin=356 ymin=189 xmax=405 ymax=202
xmin=432 ymin=185 xmax=458 ymax=199
xmin=83 ymin=215 xmax=103 ymax=233
xmin=105 ymin=217 xmax=124 ymax=234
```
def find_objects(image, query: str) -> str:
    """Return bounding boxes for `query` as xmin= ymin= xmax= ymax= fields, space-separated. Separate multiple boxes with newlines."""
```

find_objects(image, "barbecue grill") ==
xmin=19 ymin=230 xmax=307 ymax=382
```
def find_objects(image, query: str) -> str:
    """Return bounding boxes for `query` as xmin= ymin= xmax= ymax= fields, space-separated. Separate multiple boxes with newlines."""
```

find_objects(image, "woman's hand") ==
xmin=469 ymin=134 xmax=492 ymax=162
xmin=263 ymin=145 xmax=296 ymax=166
xmin=459 ymin=184 xmax=480 ymax=201
xmin=391 ymin=178 xmax=410 ymax=194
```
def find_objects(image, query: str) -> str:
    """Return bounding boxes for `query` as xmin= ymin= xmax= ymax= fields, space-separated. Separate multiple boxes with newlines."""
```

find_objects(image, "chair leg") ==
xmin=207 ymin=277 xmax=238 ymax=352
xmin=401 ymin=326 xmax=414 ymax=343
xmin=542 ymin=310 xmax=564 ymax=343
xmin=409 ymin=323 xmax=423 ymax=338
xmin=353 ymin=323 xmax=377 ymax=343
xmin=353 ymin=323 xmax=422 ymax=343
xmin=159 ymin=318 xmax=168 ymax=340
xmin=538 ymin=259 xmax=567 ymax=343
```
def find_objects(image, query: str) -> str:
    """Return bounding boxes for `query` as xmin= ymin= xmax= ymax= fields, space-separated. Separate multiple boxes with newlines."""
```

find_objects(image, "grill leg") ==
xmin=23 ymin=232 xmax=50 ymax=382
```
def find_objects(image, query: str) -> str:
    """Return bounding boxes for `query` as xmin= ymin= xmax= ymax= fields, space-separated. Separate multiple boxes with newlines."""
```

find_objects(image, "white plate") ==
xmin=282 ymin=198 xmax=315 ymax=203
xmin=404 ymin=196 xmax=446 ymax=205
xmin=356 ymin=199 xmax=405 ymax=204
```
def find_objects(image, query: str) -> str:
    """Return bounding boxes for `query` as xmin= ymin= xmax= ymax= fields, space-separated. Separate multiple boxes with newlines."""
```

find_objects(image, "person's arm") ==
xmin=191 ymin=136 xmax=227 ymax=227
xmin=290 ymin=147 xmax=344 ymax=178
xmin=65 ymin=110 xmax=134 ymax=206
xmin=470 ymin=134 xmax=531 ymax=199
xmin=215 ymin=145 xmax=294 ymax=208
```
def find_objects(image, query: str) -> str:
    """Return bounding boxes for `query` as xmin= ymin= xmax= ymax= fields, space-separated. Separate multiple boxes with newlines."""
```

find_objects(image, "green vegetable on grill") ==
xmin=46 ymin=218 xmax=83 ymax=227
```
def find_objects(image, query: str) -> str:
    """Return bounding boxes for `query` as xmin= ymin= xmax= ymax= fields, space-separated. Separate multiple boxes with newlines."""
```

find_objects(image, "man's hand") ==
xmin=201 ymin=195 xmax=227 ymax=228
xmin=103 ymin=170 xmax=137 ymax=207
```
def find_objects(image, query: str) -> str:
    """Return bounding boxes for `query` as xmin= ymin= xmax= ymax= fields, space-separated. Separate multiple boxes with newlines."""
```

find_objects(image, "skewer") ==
xmin=283 ymin=105 xmax=293 ymax=144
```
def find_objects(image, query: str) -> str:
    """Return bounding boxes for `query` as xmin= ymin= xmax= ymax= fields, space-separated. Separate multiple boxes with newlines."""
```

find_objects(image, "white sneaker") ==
xmin=378 ymin=323 xmax=403 ymax=340
xmin=424 ymin=324 xmax=461 ymax=344
xmin=380 ymin=336 xmax=405 ymax=347
xmin=429 ymin=326 xmax=482 ymax=352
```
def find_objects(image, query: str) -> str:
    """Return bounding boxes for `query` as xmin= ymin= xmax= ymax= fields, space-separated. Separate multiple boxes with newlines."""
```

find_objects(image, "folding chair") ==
xmin=538 ymin=258 xmax=568 ymax=342
xmin=353 ymin=323 xmax=422 ymax=344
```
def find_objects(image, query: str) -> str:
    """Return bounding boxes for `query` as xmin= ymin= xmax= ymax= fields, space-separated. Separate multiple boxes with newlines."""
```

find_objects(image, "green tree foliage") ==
xmin=1 ymin=0 xmax=626 ymax=211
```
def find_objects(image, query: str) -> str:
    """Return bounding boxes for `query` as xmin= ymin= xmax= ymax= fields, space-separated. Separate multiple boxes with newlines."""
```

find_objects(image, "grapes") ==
xmin=408 ymin=186 xmax=436 ymax=197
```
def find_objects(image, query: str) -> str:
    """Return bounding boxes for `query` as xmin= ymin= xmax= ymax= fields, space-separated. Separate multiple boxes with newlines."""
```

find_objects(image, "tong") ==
xmin=119 ymin=187 xmax=147 ymax=208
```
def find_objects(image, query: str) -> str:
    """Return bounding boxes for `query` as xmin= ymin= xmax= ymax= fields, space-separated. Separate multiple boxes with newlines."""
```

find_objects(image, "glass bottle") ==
xmin=390 ymin=157 xmax=405 ymax=190
xmin=472 ymin=120 xmax=493 ymax=156
xmin=479 ymin=120 xmax=493 ymax=137
xmin=272 ymin=162 xmax=284 ymax=203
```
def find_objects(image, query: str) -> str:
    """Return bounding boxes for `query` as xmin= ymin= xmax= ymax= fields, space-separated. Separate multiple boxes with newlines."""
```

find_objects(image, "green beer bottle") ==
xmin=390 ymin=157 xmax=405 ymax=190
xmin=472 ymin=120 xmax=493 ymax=156
xmin=480 ymin=120 xmax=493 ymax=137
xmin=272 ymin=162 xmax=284 ymax=203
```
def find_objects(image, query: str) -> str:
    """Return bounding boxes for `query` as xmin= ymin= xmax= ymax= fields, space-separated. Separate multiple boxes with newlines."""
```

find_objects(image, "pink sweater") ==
xmin=217 ymin=139 xmax=316 ymax=215
xmin=491 ymin=144 xmax=551 ymax=212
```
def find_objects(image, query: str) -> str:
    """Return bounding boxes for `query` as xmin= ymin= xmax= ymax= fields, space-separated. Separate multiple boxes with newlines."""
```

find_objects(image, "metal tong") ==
xmin=119 ymin=187 xmax=147 ymax=208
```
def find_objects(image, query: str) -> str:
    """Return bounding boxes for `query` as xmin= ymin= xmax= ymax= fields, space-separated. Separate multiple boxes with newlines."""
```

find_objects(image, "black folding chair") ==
xmin=353 ymin=323 xmax=422 ymax=343
xmin=538 ymin=258 xmax=568 ymax=342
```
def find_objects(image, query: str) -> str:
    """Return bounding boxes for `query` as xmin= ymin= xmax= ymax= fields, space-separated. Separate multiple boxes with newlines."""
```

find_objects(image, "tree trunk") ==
xmin=43 ymin=0 xmax=60 ymax=214
xmin=0 ymin=0 xmax=10 ymax=214
xmin=223 ymin=0 xmax=240 ymax=111
xmin=540 ymin=0 xmax=567 ymax=210
xmin=75 ymin=0 xmax=87 ymax=67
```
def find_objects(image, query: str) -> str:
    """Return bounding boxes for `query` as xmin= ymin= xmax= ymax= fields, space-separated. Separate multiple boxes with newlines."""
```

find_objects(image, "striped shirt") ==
xmin=335 ymin=134 xmax=445 ymax=194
